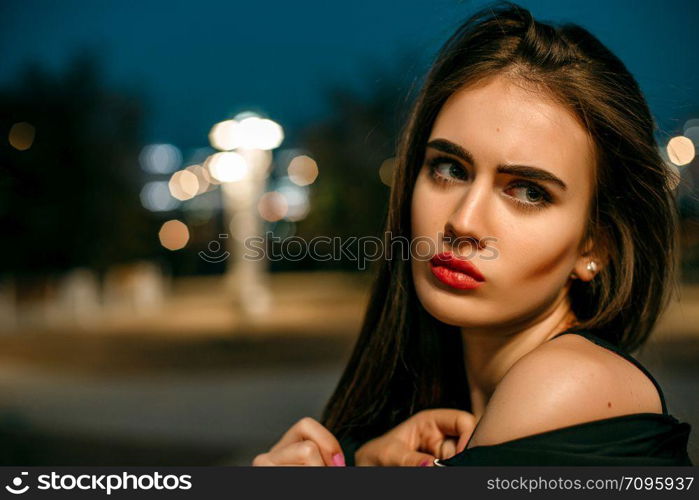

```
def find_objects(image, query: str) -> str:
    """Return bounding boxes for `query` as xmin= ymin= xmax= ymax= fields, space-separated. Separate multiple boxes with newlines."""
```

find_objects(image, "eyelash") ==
xmin=425 ymin=156 xmax=554 ymax=211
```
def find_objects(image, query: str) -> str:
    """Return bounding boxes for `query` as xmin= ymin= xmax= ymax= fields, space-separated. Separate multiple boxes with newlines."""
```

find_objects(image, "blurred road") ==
xmin=0 ymin=273 xmax=697 ymax=465
xmin=0 ymin=360 xmax=344 ymax=465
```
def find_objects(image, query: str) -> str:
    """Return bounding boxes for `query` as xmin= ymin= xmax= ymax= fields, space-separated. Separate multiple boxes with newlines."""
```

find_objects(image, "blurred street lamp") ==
xmin=208 ymin=113 xmax=283 ymax=318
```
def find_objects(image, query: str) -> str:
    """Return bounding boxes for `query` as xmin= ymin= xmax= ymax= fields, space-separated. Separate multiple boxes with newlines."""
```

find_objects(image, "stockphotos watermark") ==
xmin=199 ymin=232 xmax=500 ymax=270
xmin=4 ymin=470 xmax=192 ymax=496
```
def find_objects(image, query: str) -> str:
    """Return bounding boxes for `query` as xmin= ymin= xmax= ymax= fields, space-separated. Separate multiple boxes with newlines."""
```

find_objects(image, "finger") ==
xmin=270 ymin=417 xmax=344 ymax=466
xmin=407 ymin=452 xmax=437 ymax=467
xmin=382 ymin=441 xmax=436 ymax=467
xmin=439 ymin=438 xmax=457 ymax=459
xmin=416 ymin=409 xmax=477 ymax=456
xmin=252 ymin=453 xmax=273 ymax=466
xmin=267 ymin=440 xmax=326 ymax=466
xmin=253 ymin=451 xmax=308 ymax=467
xmin=422 ymin=409 xmax=477 ymax=438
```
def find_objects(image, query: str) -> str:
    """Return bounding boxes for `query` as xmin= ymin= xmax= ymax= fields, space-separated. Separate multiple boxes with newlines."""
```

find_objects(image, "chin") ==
xmin=414 ymin=279 xmax=487 ymax=327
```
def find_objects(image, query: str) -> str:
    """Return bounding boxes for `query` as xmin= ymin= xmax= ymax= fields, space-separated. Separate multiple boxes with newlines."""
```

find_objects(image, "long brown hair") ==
xmin=321 ymin=1 xmax=680 ymax=444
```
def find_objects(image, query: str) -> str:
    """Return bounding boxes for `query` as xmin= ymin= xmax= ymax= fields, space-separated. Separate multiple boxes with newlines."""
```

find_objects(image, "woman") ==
xmin=253 ymin=1 xmax=693 ymax=466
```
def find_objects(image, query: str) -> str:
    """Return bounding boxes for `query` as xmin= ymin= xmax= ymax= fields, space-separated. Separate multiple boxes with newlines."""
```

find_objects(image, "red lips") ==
xmin=429 ymin=251 xmax=485 ymax=290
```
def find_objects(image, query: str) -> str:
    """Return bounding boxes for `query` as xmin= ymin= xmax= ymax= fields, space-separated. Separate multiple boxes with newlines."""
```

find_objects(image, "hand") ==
xmin=252 ymin=417 xmax=346 ymax=466
xmin=354 ymin=409 xmax=477 ymax=466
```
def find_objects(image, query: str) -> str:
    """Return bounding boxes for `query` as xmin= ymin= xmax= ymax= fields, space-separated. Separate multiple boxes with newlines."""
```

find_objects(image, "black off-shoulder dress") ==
xmin=339 ymin=330 xmax=693 ymax=466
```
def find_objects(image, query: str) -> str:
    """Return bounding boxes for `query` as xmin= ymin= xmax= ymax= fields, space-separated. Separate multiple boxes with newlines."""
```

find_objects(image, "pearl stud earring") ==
xmin=570 ymin=261 xmax=598 ymax=280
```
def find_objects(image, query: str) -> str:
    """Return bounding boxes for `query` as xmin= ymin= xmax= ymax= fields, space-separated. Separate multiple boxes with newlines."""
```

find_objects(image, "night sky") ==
xmin=2 ymin=0 xmax=698 ymax=150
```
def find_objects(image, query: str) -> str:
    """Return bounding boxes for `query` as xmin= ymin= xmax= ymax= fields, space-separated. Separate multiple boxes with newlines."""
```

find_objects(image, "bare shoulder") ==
xmin=467 ymin=334 xmax=663 ymax=448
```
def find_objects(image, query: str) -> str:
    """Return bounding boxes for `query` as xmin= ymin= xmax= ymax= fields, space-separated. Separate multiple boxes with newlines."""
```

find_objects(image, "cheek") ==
xmin=411 ymin=176 xmax=446 ymax=237
xmin=497 ymin=215 xmax=582 ymax=283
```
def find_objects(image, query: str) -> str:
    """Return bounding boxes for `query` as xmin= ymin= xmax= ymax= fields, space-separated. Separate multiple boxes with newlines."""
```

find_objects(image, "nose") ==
xmin=444 ymin=179 xmax=490 ymax=254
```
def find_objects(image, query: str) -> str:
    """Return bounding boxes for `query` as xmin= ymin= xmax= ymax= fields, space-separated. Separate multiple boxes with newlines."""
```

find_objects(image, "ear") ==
xmin=569 ymin=235 xmax=609 ymax=282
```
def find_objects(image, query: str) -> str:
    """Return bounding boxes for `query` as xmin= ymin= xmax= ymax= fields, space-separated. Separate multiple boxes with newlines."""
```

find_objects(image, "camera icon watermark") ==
xmin=198 ymin=234 xmax=231 ymax=263
xmin=5 ymin=472 xmax=29 ymax=495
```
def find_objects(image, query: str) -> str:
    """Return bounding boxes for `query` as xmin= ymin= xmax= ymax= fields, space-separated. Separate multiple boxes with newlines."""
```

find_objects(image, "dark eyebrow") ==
xmin=426 ymin=138 xmax=568 ymax=191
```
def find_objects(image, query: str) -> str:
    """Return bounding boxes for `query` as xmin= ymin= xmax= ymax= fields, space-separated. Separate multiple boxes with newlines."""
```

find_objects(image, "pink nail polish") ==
xmin=332 ymin=453 xmax=345 ymax=466
xmin=419 ymin=460 xmax=430 ymax=467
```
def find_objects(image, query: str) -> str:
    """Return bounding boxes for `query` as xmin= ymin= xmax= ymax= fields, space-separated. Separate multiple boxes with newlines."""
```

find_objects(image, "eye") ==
xmin=505 ymin=181 xmax=553 ymax=210
xmin=426 ymin=156 xmax=468 ymax=183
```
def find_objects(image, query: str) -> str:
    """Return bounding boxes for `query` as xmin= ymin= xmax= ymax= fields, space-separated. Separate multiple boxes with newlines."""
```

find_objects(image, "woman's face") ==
xmin=410 ymin=74 xmax=596 ymax=330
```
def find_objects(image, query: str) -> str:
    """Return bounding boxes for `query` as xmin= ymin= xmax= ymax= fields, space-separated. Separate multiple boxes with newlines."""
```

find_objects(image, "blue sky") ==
xmin=1 ymin=0 xmax=697 ymax=149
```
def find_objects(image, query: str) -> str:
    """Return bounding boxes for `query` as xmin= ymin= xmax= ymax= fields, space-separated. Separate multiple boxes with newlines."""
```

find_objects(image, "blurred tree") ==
xmin=286 ymin=52 xmax=421 ymax=271
xmin=0 ymin=53 xmax=159 ymax=278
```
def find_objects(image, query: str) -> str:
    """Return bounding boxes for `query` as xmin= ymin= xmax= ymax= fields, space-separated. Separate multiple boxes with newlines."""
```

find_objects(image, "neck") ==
xmin=461 ymin=291 xmax=578 ymax=420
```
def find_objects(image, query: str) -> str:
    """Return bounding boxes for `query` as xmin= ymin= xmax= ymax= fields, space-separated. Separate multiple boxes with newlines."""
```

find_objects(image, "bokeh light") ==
xmin=140 ymin=181 xmax=180 ymax=212
xmin=243 ymin=117 xmax=284 ymax=150
xmin=685 ymin=128 xmax=699 ymax=146
xmin=199 ymin=159 xmax=221 ymax=186
xmin=667 ymin=136 xmax=695 ymax=166
xmin=257 ymin=191 xmax=289 ymax=222
xmin=379 ymin=157 xmax=396 ymax=187
xmin=8 ymin=122 xmax=35 ymax=151
xmin=158 ymin=220 xmax=189 ymax=250
xmin=168 ymin=170 xmax=199 ymax=201
xmin=287 ymin=155 xmax=319 ymax=186
xmin=683 ymin=118 xmax=699 ymax=146
xmin=683 ymin=118 xmax=699 ymax=133
xmin=209 ymin=114 xmax=284 ymax=151
xmin=139 ymin=144 xmax=182 ymax=174
xmin=185 ymin=164 xmax=211 ymax=194
xmin=275 ymin=177 xmax=310 ymax=221
xmin=207 ymin=152 xmax=248 ymax=182
xmin=209 ymin=120 xmax=241 ymax=151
